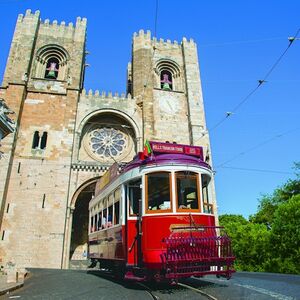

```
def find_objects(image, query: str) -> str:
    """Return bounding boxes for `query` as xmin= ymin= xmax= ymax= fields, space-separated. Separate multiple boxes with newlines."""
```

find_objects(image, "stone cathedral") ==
xmin=0 ymin=10 xmax=214 ymax=269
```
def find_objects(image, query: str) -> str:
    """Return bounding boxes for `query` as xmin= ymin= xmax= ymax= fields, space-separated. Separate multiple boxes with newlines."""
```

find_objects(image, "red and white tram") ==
xmin=88 ymin=141 xmax=235 ymax=283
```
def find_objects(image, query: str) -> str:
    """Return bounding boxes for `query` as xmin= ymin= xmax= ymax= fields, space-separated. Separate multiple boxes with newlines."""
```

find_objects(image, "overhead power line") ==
xmin=206 ymin=27 xmax=300 ymax=135
xmin=217 ymin=166 xmax=294 ymax=175
xmin=216 ymin=127 xmax=300 ymax=168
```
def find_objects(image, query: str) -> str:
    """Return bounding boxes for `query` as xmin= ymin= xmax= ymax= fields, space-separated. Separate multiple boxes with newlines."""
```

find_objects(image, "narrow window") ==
xmin=6 ymin=203 xmax=10 ymax=213
xmin=108 ymin=205 xmax=113 ymax=227
xmin=102 ymin=208 xmax=107 ymax=229
xmin=97 ymin=212 xmax=102 ymax=230
xmin=45 ymin=57 xmax=59 ymax=79
xmin=40 ymin=132 xmax=48 ymax=150
xmin=128 ymin=178 xmax=141 ymax=216
xmin=176 ymin=171 xmax=200 ymax=211
xmin=146 ymin=172 xmax=171 ymax=212
xmin=90 ymin=216 xmax=94 ymax=233
xmin=160 ymin=70 xmax=173 ymax=90
xmin=201 ymin=174 xmax=213 ymax=214
xmin=32 ymin=131 xmax=40 ymax=149
xmin=1 ymin=230 xmax=5 ymax=241
xmin=94 ymin=214 xmax=98 ymax=232
xmin=42 ymin=194 xmax=46 ymax=208
xmin=114 ymin=188 xmax=121 ymax=224
xmin=17 ymin=162 xmax=21 ymax=173
xmin=114 ymin=202 xmax=120 ymax=225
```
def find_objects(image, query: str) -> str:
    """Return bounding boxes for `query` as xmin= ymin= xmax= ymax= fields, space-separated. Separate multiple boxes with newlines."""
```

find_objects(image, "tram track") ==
xmin=136 ymin=282 xmax=160 ymax=300
xmin=178 ymin=282 xmax=218 ymax=300
xmin=137 ymin=280 xmax=218 ymax=300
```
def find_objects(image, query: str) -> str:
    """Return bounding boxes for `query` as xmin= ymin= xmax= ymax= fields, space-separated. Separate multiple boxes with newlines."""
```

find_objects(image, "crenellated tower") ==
xmin=129 ymin=30 xmax=210 ymax=150
xmin=0 ymin=9 xmax=87 ymax=268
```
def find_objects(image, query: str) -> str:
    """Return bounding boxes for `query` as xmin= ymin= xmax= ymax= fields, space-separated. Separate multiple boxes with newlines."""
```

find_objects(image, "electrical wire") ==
xmin=215 ymin=127 xmax=300 ymax=168
xmin=205 ymin=27 xmax=300 ymax=135
xmin=217 ymin=166 xmax=294 ymax=175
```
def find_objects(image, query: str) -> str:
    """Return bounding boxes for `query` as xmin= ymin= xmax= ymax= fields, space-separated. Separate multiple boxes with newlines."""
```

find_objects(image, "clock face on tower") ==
xmin=159 ymin=94 xmax=180 ymax=114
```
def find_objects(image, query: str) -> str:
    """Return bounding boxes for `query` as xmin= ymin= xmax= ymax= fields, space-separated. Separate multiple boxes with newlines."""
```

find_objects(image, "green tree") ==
xmin=264 ymin=195 xmax=300 ymax=274
xmin=219 ymin=163 xmax=300 ymax=274
xmin=219 ymin=214 xmax=270 ymax=271
xmin=250 ymin=163 xmax=300 ymax=225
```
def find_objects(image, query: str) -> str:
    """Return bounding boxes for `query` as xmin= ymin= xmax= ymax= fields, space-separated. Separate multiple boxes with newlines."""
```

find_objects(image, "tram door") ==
xmin=126 ymin=178 xmax=142 ymax=267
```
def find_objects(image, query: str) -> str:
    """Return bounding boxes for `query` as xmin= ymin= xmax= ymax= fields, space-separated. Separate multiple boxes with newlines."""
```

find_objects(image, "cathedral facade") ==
xmin=0 ymin=10 xmax=214 ymax=269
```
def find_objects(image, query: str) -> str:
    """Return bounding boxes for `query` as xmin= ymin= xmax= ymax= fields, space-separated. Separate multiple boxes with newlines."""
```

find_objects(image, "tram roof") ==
xmin=94 ymin=142 xmax=211 ymax=197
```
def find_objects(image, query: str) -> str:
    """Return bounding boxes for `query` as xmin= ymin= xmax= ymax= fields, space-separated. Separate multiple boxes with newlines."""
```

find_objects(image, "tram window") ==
xmin=114 ymin=188 xmax=121 ymax=224
xmin=90 ymin=216 xmax=94 ymax=233
xmin=102 ymin=208 xmax=107 ymax=228
xmin=176 ymin=171 xmax=199 ymax=210
xmin=201 ymin=174 xmax=213 ymax=214
xmin=94 ymin=214 xmax=98 ymax=231
xmin=128 ymin=178 xmax=142 ymax=215
xmin=108 ymin=205 xmax=113 ymax=227
xmin=114 ymin=201 xmax=120 ymax=225
xmin=146 ymin=172 xmax=171 ymax=212
xmin=98 ymin=212 xmax=102 ymax=229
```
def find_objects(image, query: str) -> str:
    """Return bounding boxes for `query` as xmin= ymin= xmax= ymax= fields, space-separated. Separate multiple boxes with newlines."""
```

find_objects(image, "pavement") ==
xmin=0 ymin=273 xmax=24 ymax=296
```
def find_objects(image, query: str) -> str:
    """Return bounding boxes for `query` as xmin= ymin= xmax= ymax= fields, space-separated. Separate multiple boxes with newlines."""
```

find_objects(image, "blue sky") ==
xmin=1 ymin=0 xmax=299 ymax=218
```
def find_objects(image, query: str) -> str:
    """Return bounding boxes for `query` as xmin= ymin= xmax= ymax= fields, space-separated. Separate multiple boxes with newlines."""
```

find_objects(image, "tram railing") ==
xmin=161 ymin=226 xmax=235 ymax=279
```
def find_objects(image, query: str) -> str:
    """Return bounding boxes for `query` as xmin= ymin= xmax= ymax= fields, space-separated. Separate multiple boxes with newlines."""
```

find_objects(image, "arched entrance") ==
xmin=64 ymin=180 xmax=98 ymax=269
xmin=69 ymin=182 xmax=95 ymax=262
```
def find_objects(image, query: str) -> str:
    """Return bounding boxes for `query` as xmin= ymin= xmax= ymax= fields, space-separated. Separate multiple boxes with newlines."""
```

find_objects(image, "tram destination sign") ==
xmin=150 ymin=141 xmax=203 ymax=160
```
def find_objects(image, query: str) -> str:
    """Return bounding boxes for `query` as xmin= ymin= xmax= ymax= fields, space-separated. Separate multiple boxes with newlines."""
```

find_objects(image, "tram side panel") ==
xmin=89 ymin=226 xmax=125 ymax=261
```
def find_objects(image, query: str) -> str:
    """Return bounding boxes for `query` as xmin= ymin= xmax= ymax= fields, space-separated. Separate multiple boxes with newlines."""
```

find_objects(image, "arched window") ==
xmin=32 ymin=131 xmax=40 ymax=149
xmin=34 ymin=45 xmax=69 ymax=81
xmin=160 ymin=70 xmax=173 ymax=90
xmin=155 ymin=59 xmax=181 ymax=92
xmin=45 ymin=57 xmax=59 ymax=79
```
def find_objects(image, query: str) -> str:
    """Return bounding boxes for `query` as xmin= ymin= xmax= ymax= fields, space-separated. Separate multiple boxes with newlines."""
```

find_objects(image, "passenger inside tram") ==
xmin=176 ymin=172 xmax=199 ymax=210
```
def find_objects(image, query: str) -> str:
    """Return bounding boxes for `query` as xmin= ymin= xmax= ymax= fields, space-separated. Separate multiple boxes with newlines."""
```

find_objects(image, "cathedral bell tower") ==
xmin=129 ymin=30 xmax=209 ymax=148
xmin=0 ymin=9 xmax=87 ymax=268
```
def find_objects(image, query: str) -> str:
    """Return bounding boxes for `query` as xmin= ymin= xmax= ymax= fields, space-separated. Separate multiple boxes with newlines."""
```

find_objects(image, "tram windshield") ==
xmin=176 ymin=171 xmax=199 ymax=210
xmin=146 ymin=172 xmax=171 ymax=211
xmin=145 ymin=171 xmax=204 ymax=213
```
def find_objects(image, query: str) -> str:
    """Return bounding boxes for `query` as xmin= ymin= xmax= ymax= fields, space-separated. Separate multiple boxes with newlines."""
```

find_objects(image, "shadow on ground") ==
xmin=86 ymin=268 xmax=228 ymax=295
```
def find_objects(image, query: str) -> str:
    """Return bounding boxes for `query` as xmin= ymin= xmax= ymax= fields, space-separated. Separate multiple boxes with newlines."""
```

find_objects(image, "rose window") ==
xmin=88 ymin=127 xmax=127 ymax=159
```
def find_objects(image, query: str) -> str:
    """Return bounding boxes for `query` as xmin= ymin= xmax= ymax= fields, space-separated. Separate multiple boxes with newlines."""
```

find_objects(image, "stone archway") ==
xmin=62 ymin=178 xmax=99 ymax=269
xmin=69 ymin=182 xmax=95 ymax=264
